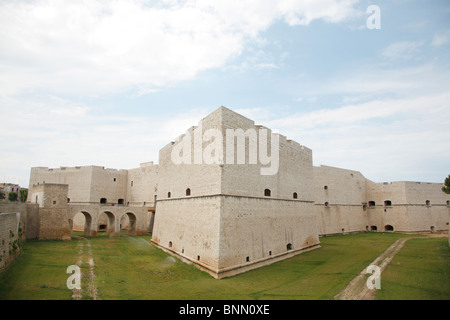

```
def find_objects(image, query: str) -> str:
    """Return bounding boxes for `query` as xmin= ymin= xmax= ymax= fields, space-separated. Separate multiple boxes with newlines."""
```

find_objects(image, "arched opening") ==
xmin=430 ymin=226 xmax=435 ymax=232
xmin=368 ymin=201 xmax=376 ymax=207
xmin=169 ymin=241 xmax=173 ymax=248
xmin=264 ymin=189 xmax=271 ymax=197
xmin=384 ymin=225 xmax=394 ymax=232
xmin=122 ymin=212 xmax=137 ymax=235
xmin=167 ymin=192 xmax=171 ymax=198
xmin=72 ymin=211 xmax=94 ymax=237
xmin=98 ymin=224 xmax=107 ymax=231
xmin=286 ymin=243 xmax=292 ymax=250
xmin=186 ymin=188 xmax=191 ymax=196
xmin=98 ymin=211 xmax=116 ymax=236
xmin=384 ymin=200 xmax=392 ymax=206
xmin=293 ymin=192 xmax=298 ymax=199
xmin=370 ymin=226 xmax=377 ymax=231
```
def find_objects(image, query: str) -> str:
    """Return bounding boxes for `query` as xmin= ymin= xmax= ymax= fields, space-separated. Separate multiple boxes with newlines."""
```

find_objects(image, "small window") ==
xmin=287 ymin=243 xmax=292 ymax=250
xmin=52 ymin=200 xmax=56 ymax=205
xmin=370 ymin=226 xmax=377 ymax=231
xmin=113 ymin=178 xmax=116 ymax=182
xmin=131 ymin=181 xmax=134 ymax=187
xmin=118 ymin=199 xmax=124 ymax=205
xmin=264 ymin=189 xmax=271 ymax=197
xmin=324 ymin=185 xmax=328 ymax=190
xmin=269 ymin=251 xmax=272 ymax=256
xmin=368 ymin=201 xmax=376 ymax=207
xmin=293 ymin=192 xmax=298 ymax=199
xmin=324 ymin=202 xmax=329 ymax=207
xmin=425 ymin=200 xmax=431 ymax=206
xmin=197 ymin=255 xmax=200 ymax=261
xmin=384 ymin=200 xmax=392 ymax=206
xmin=67 ymin=198 xmax=70 ymax=203
xmin=169 ymin=241 xmax=172 ymax=248
xmin=246 ymin=256 xmax=250 ymax=262
xmin=168 ymin=192 xmax=171 ymax=198
xmin=385 ymin=225 xmax=394 ymax=232
xmin=447 ymin=200 xmax=450 ymax=206
xmin=100 ymin=198 xmax=107 ymax=204
xmin=186 ymin=188 xmax=191 ymax=196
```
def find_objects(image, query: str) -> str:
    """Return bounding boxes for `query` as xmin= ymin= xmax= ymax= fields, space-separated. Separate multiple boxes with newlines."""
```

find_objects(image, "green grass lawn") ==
xmin=0 ymin=232 xmax=448 ymax=300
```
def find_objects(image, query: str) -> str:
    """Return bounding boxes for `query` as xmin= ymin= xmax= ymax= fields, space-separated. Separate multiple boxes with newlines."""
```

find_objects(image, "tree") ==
xmin=19 ymin=189 xmax=28 ymax=202
xmin=8 ymin=191 xmax=18 ymax=202
xmin=442 ymin=174 xmax=450 ymax=194
xmin=0 ymin=190 xmax=5 ymax=200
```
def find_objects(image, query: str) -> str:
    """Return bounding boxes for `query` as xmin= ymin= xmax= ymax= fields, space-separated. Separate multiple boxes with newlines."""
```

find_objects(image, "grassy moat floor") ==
xmin=0 ymin=232 xmax=448 ymax=300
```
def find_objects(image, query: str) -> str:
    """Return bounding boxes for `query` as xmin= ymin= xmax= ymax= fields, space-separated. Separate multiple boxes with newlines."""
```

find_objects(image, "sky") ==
xmin=1 ymin=0 xmax=449 ymax=187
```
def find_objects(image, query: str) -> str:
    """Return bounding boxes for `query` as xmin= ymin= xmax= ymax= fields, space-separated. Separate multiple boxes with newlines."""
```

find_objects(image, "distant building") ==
xmin=0 ymin=183 xmax=23 ymax=200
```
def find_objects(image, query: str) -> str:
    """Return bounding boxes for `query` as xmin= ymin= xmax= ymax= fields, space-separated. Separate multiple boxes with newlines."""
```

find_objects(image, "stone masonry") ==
xmin=24 ymin=106 xmax=449 ymax=278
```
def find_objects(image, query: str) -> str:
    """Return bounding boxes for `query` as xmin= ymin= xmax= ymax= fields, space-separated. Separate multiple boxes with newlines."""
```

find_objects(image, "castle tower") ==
xmin=151 ymin=107 xmax=320 ymax=278
xmin=30 ymin=183 xmax=71 ymax=241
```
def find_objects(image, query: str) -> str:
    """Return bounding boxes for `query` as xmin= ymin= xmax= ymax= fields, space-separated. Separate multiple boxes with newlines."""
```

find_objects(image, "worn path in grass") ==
xmin=72 ymin=236 xmax=99 ymax=300
xmin=334 ymin=237 xmax=410 ymax=300
xmin=334 ymin=233 xmax=449 ymax=300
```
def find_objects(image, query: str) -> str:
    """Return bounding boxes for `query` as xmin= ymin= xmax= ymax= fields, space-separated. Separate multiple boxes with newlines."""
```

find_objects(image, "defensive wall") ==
xmin=20 ymin=106 xmax=450 ymax=278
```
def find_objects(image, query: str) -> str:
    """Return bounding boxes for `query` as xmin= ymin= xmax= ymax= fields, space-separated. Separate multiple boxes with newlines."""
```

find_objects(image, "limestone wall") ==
xmin=0 ymin=202 xmax=39 ymax=239
xmin=28 ymin=166 xmax=93 ymax=203
xmin=28 ymin=165 xmax=128 ymax=205
xmin=151 ymin=196 xmax=222 ymax=272
xmin=152 ymin=106 xmax=320 ymax=278
xmin=218 ymin=196 xmax=319 ymax=277
xmin=126 ymin=162 xmax=158 ymax=207
xmin=0 ymin=212 xmax=22 ymax=273
xmin=30 ymin=184 xmax=71 ymax=240
xmin=314 ymin=166 xmax=368 ymax=235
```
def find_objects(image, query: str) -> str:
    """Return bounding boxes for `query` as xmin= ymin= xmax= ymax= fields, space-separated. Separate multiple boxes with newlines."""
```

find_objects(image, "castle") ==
xmin=22 ymin=107 xmax=449 ymax=278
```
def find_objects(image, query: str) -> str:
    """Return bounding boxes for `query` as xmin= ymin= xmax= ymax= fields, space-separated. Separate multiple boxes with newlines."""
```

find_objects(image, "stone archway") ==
xmin=99 ymin=211 xmax=118 ymax=236
xmin=72 ymin=211 xmax=95 ymax=237
xmin=122 ymin=212 xmax=137 ymax=235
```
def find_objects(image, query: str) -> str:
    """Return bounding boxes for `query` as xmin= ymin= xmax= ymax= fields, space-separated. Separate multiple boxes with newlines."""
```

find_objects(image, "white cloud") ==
xmin=261 ymin=91 xmax=450 ymax=183
xmin=381 ymin=40 xmax=424 ymax=60
xmin=0 ymin=0 xmax=360 ymax=96
xmin=431 ymin=29 xmax=450 ymax=47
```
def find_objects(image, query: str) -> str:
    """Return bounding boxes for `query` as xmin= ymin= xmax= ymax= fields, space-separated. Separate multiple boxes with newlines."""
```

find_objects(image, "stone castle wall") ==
xmin=30 ymin=184 xmax=71 ymax=240
xmin=152 ymin=107 xmax=320 ymax=278
xmin=22 ymin=106 xmax=449 ymax=278
xmin=0 ymin=212 xmax=21 ymax=273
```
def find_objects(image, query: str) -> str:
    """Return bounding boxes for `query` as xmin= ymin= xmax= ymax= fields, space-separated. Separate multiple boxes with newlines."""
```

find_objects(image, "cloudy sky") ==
xmin=1 ymin=0 xmax=449 ymax=187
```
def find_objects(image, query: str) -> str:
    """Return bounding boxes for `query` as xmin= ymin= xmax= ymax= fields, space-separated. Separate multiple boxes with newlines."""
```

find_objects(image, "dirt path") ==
xmin=72 ymin=236 xmax=99 ymax=300
xmin=334 ymin=237 xmax=411 ymax=300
